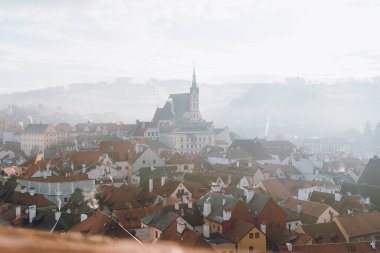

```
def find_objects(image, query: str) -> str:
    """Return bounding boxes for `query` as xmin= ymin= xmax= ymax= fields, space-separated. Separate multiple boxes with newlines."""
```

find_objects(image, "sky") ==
xmin=1 ymin=0 xmax=380 ymax=93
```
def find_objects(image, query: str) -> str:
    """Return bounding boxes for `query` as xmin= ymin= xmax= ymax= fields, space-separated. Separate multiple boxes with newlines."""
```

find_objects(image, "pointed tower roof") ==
xmin=192 ymin=62 xmax=197 ymax=88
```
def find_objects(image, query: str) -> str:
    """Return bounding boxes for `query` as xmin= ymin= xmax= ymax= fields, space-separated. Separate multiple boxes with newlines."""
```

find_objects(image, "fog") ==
xmin=1 ymin=76 xmax=380 ymax=139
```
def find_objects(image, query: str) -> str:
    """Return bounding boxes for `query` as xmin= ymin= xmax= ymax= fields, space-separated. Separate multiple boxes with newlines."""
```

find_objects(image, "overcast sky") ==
xmin=1 ymin=0 xmax=380 ymax=93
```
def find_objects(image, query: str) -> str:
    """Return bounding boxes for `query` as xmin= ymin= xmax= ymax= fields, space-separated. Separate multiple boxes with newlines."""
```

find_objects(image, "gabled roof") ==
xmin=260 ymin=179 xmax=292 ymax=202
xmin=284 ymin=198 xmax=334 ymax=224
xmin=8 ymin=191 xmax=54 ymax=208
xmin=70 ymin=211 xmax=134 ymax=239
xmin=228 ymin=139 xmax=272 ymax=160
xmin=160 ymin=223 xmax=215 ymax=251
xmin=300 ymin=222 xmax=345 ymax=244
xmin=140 ymin=209 xmax=178 ymax=232
xmin=97 ymin=185 xmax=142 ymax=210
xmin=23 ymin=124 xmax=49 ymax=133
xmin=357 ymin=156 xmax=380 ymax=186
xmin=246 ymin=194 xmax=271 ymax=218
xmin=335 ymin=211 xmax=380 ymax=238
xmin=223 ymin=219 xmax=257 ymax=243
xmin=197 ymin=192 xmax=240 ymax=224
xmin=113 ymin=206 xmax=163 ymax=229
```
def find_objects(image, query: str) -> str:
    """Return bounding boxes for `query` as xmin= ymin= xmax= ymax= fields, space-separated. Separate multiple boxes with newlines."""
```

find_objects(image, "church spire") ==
xmin=192 ymin=61 xmax=197 ymax=88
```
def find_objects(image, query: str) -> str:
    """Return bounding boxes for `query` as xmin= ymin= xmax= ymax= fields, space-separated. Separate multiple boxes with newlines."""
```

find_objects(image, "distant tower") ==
xmin=189 ymin=63 xmax=202 ymax=121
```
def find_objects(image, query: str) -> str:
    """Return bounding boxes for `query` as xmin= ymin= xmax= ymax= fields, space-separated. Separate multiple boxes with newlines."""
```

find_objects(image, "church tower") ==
xmin=189 ymin=64 xmax=202 ymax=121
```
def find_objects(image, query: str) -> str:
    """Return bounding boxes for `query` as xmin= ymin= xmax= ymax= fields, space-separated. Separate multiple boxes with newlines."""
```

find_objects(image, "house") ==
xmin=140 ymin=209 xmax=179 ymax=242
xmin=96 ymin=185 xmax=142 ymax=210
xmin=284 ymin=198 xmax=339 ymax=224
xmin=222 ymin=218 xmax=266 ymax=252
xmin=70 ymin=210 xmax=135 ymax=239
xmin=21 ymin=124 xmax=67 ymax=156
xmin=281 ymin=207 xmax=302 ymax=232
xmin=282 ymin=179 xmax=339 ymax=201
xmin=296 ymin=222 xmax=345 ymax=244
xmin=246 ymin=193 xmax=288 ymax=237
xmin=17 ymin=173 xmax=96 ymax=207
xmin=334 ymin=212 xmax=380 ymax=242
xmin=357 ymin=156 xmax=380 ymax=186
xmin=309 ymin=191 xmax=366 ymax=214
xmin=159 ymin=219 xmax=215 ymax=251
xmin=161 ymin=152 xmax=195 ymax=173
xmin=198 ymin=192 xmax=254 ymax=234
xmin=227 ymin=139 xmax=273 ymax=163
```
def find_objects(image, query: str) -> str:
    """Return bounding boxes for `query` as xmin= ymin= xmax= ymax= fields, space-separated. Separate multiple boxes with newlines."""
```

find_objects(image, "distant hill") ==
xmin=1 ymin=77 xmax=380 ymax=138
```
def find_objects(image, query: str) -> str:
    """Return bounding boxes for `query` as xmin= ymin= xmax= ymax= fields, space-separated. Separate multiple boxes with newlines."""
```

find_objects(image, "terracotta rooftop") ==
xmin=334 ymin=211 xmax=380 ymax=239
xmin=260 ymin=179 xmax=292 ymax=202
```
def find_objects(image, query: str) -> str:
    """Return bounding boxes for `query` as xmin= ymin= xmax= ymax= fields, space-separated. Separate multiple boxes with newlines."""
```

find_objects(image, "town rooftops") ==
xmin=228 ymin=139 xmax=272 ymax=161
xmin=278 ymin=240 xmax=380 ymax=253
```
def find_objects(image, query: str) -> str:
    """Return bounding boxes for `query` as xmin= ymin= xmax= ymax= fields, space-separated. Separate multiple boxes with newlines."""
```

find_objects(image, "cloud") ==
xmin=0 ymin=0 xmax=380 ymax=92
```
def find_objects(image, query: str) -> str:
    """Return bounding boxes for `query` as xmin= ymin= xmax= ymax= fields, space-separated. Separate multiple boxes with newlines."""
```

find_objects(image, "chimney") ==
xmin=370 ymin=240 xmax=376 ymax=250
xmin=236 ymin=161 xmax=240 ymax=168
xmin=175 ymin=202 xmax=180 ymax=210
xmin=285 ymin=242 xmax=293 ymax=252
xmin=15 ymin=206 xmax=21 ymax=218
xmin=203 ymin=198 xmax=212 ymax=217
xmin=80 ymin=214 xmax=88 ymax=222
xmin=203 ymin=223 xmax=210 ymax=238
xmin=71 ymin=162 xmax=74 ymax=171
xmin=260 ymin=222 xmax=266 ymax=234
xmin=347 ymin=209 xmax=353 ymax=215
xmin=21 ymin=186 xmax=27 ymax=193
xmin=82 ymin=164 xmax=86 ymax=174
xmin=29 ymin=187 xmax=36 ymax=196
xmin=177 ymin=219 xmax=186 ymax=234
xmin=43 ymin=170 xmax=47 ymax=179
xmin=29 ymin=205 xmax=36 ymax=223
xmin=161 ymin=176 xmax=165 ymax=186
xmin=222 ymin=198 xmax=226 ymax=206
xmin=223 ymin=209 xmax=231 ymax=221
xmin=162 ymin=195 xmax=167 ymax=206
xmin=188 ymin=200 xmax=193 ymax=209
xmin=248 ymin=161 xmax=252 ymax=167
xmin=148 ymin=178 xmax=153 ymax=193
xmin=244 ymin=188 xmax=254 ymax=203
xmin=55 ymin=211 xmax=61 ymax=221
xmin=297 ymin=203 xmax=302 ymax=214
xmin=227 ymin=174 xmax=231 ymax=185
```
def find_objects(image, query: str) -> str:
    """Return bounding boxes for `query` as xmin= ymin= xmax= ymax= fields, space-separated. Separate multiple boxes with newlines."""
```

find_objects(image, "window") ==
xmin=155 ymin=231 xmax=158 ymax=238
xmin=255 ymin=232 xmax=260 ymax=238
xmin=249 ymin=233 xmax=254 ymax=239
xmin=153 ymin=160 xmax=156 ymax=164
xmin=249 ymin=246 xmax=254 ymax=252
xmin=143 ymin=160 xmax=146 ymax=164
xmin=269 ymin=223 xmax=273 ymax=231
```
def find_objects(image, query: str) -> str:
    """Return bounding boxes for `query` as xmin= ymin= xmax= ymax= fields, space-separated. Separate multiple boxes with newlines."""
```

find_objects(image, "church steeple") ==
xmin=189 ymin=62 xmax=201 ymax=121
xmin=192 ymin=62 xmax=197 ymax=88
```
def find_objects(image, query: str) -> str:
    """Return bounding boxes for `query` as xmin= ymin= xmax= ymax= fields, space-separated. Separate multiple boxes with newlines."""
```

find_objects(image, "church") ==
xmin=151 ymin=65 xmax=229 ymax=154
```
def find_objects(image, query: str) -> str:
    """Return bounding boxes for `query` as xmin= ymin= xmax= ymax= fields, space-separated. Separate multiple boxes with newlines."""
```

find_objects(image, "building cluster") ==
xmin=1 ymin=69 xmax=380 ymax=252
